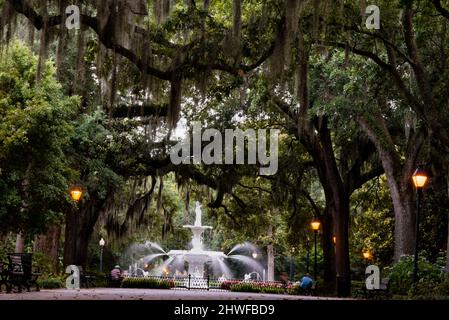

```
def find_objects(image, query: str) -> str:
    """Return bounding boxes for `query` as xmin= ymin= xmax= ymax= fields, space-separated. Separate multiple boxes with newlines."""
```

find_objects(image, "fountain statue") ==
xmin=128 ymin=202 xmax=264 ymax=284
xmin=167 ymin=201 xmax=225 ymax=280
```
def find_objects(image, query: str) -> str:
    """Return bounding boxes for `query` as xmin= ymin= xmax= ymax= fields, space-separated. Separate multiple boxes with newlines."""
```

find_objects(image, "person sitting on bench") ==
xmin=300 ymin=273 xmax=313 ymax=290
xmin=110 ymin=265 xmax=122 ymax=280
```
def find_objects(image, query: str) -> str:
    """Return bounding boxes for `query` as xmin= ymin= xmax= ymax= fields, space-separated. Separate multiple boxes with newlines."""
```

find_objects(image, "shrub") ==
xmin=229 ymin=282 xmax=285 ymax=294
xmin=386 ymin=255 xmax=442 ymax=295
xmin=411 ymin=273 xmax=449 ymax=299
xmin=260 ymin=286 xmax=285 ymax=294
xmin=230 ymin=282 xmax=261 ymax=293
xmin=121 ymin=277 xmax=175 ymax=289
xmin=220 ymin=280 xmax=241 ymax=290
xmin=434 ymin=274 xmax=449 ymax=296
xmin=37 ymin=276 xmax=64 ymax=289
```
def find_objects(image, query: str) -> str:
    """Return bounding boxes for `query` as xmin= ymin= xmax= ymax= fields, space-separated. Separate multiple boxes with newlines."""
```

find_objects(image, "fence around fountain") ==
xmin=122 ymin=274 xmax=289 ymax=292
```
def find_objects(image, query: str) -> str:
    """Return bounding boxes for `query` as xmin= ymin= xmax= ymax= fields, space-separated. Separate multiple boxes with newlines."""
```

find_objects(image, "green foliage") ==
xmin=229 ymin=281 xmax=286 ymax=294
xmin=32 ymin=252 xmax=54 ymax=275
xmin=387 ymin=255 xmax=443 ymax=295
xmin=410 ymin=274 xmax=449 ymax=300
xmin=121 ymin=277 xmax=175 ymax=289
xmin=350 ymin=177 xmax=394 ymax=269
xmin=0 ymin=41 xmax=78 ymax=235
xmin=37 ymin=275 xmax=65 ymax=289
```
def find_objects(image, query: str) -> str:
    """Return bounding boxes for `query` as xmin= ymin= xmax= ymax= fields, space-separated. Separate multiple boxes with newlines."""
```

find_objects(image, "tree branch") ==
xmin=432 ymin=0 xmax=449 ymax=20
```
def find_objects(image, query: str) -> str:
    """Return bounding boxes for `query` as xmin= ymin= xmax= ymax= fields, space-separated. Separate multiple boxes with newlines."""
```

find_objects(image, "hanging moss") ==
xmin=313 ymin=0 xmax=321 ymax=41
xmin=167 ymin=77 xmax=182 ymax=128
xmin=153 ymin=0 xmax=171 ymax=24
xmin=284 ymin=0 xmax=300 ymax=67
xmin=270 ymin=24 xmax=286 ymax=79
xmin=73 ymin=27 xmax=86 ymax=94
xmin=360 ymin=0 xmax=367 ymax=20
xmin=203 ymin=0 xmax=210 ymax=10
xmin=55 ymin=0 xmax=68 ymax=77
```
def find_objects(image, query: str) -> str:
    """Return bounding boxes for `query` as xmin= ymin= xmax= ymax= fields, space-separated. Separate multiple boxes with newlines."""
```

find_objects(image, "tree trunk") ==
xmin=267 ymin=243 xmax=274 ymax=281
xmin=321 ymin=210 xmax=336 ymax=285
xmin=446 ymin=168 xmax=449 ymax=272
xmin=15 ymin=233 xmax=24 ymax=253
xmin=267 ymin=224 xmax=275 ymax=281
xmin=388 ymin=178 xmax=416 ymax=260
xmin=34 ymin=225 xmax=61 ymax=273
xmin=63 ymin=193 xmax=113 ymax=268
xmin=63 ymin=206 xmax=92 ymax=268
xmin=358 ymin=116 xmax=425 ymax=262
xmin=332 ymin=196 xmax=351 ymax=297
xmin=302 ymin=122 xmax=352 ymax=297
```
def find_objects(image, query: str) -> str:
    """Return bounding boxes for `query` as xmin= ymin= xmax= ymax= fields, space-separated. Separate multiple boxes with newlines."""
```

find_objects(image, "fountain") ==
xmin=167 ymin=202 xmax=227 ymax=280
xmin=127 ymin=201 xmax=264 ymax=285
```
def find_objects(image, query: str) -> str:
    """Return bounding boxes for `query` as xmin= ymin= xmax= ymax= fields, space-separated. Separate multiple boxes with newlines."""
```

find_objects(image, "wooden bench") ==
xmin=78 ymin=266 xmax=95 ymax=288
xmin=0 ymin=261 xmax=10 ymax=292
xmin=106 ymin=274 xmax=123 ymax=288
xmin=6 ymin=253 xmax=41 ymax=293
xmin=356 ymin=278 xmax=391 ymax=300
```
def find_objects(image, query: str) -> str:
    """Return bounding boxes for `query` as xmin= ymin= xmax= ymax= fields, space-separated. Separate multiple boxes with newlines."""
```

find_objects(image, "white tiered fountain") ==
xmin=128 ymin=202 xmax=265 ymax=286
xmin=167 ymin=202 xmax=227 ymax=283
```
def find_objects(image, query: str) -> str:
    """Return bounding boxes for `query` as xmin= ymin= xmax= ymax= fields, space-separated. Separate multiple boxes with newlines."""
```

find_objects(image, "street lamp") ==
xmin=332 ymin=236 xmax=337 ymax=246
xmin=69 ymin=187 xmax=83 ymax=203
xmin=289 ymin=247 xmax=296 ymax=282
xmin=99 ymin=238 xmax=105 ymax=273
xmin=412 ymin=167 xmax=429 ymax=285
xmin=362 ymin=250 xmax=372 ymax=261
xmin=306 ymin=237 xmax=310 ymax=274
xmin=310 ymin=218 xmax=321 ymax=281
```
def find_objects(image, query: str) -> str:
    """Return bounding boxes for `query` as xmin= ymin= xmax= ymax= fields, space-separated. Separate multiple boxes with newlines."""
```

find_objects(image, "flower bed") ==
xmin=121 ymin=277 xmax=175 ymax=289
xmin=229 ymin=281 xmax=287 ymax=294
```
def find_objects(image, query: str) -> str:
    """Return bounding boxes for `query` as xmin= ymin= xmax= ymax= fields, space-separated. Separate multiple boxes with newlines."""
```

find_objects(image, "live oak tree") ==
xmin=2 ymin=0 xmax=449 ymax=294
xmin=0 ymin=41 xmax=78 ymax=238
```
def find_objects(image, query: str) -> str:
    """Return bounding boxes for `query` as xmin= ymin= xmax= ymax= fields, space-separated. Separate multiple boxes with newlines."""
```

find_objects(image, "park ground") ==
xmin=0 ymin=288 xmax=346 ymax=300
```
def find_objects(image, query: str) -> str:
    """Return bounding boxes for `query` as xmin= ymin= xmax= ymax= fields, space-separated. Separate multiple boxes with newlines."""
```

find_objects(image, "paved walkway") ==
xmin=0 ymin=288 xmax=345 ymax=300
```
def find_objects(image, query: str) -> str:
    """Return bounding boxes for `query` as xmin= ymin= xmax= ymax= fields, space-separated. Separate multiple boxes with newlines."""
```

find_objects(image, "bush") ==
xmin=411 ymin=273 xmax=449 ymax=299
xmin=220 ymin=280 xmax=241 ymax=290
xmin=121 ymin=277 xmax=175 ymax=289
xmin=37 ymin=276 xmax=64 ymax=289
xmin=386 ymin=255 xmax=442 ymax=295
xmin=229 ymin=282 xmax=285 ymax=294
xmin=434 ymin=274 xmax=449 ymax=296
xmin=260 ymin=286 xmax=285 ymax=294
xmin=230 ymin=282 xmax=262 ymax=293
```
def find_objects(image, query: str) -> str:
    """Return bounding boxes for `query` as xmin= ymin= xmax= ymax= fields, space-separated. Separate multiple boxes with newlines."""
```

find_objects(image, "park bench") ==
xmin=0 ymin=261 xmax=10 ymax=292
xmin=356 ymin=277 xmax=391 ymax=300
xmin=106 ymin=274 xmax=123 ymax=288
xmin=78 ymin=266 xmax=95 ymax=288
xmin=5 ymin=253 xmax=41 ymax=293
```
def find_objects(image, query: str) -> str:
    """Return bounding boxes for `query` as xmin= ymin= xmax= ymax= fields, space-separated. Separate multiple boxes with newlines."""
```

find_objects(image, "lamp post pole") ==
xmin=100 ymin=247 xmax=103 ymax=273
xmin=306 ymin=239 xmax=310 ymax=274
xmin=314 ymin=230 xmax=318 ymax=281
xmin=289 ymin=248 xmax=295 ymax=282
xmin=99 ymin=238 xmax=105 ymax=273
xmin=413 ymin=189 xmax=422 ymax=285
xmin=411 ymin=167 xmax=429 ymax=287
xmin=310 ymin=219 xmax=321 ymax=281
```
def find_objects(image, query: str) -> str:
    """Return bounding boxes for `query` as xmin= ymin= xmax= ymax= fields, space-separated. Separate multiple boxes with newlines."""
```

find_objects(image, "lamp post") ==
xmin=289 ymin=247 xmax=295 ymax=282
xmin=99 ymin=238 xmax=105 ymax=273
xmin=412 ymin=167 xmax=429 ymax=286
xmin=362 ymin=250 xmax=372 ymax=267
xmin=69 ymin=186 xmax=83 ymax=264
xmin=310 ymin=218 xmax=321 ymax=281
xmin=306 ymin=237 xmax=310 ymax=274
xmin=69 ymin=186 xmax=83 ymax=204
